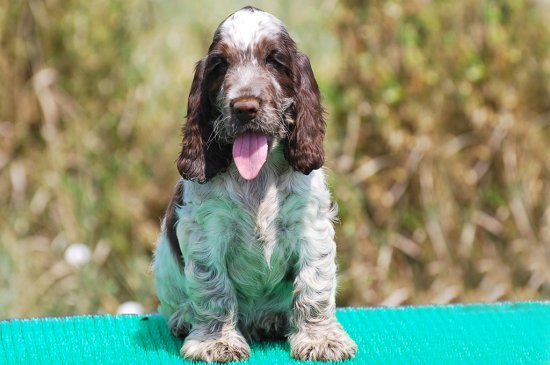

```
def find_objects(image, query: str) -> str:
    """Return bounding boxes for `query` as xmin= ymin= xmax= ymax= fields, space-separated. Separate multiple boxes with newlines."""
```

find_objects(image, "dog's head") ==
xmin=177 ymin=6 xmax=325 ymax=183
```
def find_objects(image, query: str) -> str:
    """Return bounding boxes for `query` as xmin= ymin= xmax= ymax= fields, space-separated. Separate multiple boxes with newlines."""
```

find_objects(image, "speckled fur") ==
xmin=153 ymin=6 xmax=357 ymax=363
xmin=154 ymin=147 xmax=356 ymax=361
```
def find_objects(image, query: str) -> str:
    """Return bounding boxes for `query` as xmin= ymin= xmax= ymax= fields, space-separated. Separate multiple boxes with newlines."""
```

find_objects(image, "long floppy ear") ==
xmin=285 ymin=52 xmax=326 ymax=174
xmin=177 ymin=59 xmax=231 ymax=183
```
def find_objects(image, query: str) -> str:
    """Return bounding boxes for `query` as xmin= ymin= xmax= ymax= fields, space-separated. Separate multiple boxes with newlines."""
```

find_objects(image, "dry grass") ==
xmin=0 ymin=0 xmax=548 ymax=317
xmin=330 ymin=0 xmax=550 ymax=306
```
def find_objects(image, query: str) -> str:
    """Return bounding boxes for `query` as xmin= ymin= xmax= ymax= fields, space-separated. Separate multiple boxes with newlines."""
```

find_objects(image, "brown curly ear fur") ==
xmin=285 ymin=52 xmax=325 ymax=174
xmin=177 ymin=59 xmax=232 ymax=183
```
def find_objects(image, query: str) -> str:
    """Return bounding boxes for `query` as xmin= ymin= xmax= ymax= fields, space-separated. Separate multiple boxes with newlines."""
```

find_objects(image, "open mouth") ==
xmin=232 ymin=132 xmax=270 ymax=180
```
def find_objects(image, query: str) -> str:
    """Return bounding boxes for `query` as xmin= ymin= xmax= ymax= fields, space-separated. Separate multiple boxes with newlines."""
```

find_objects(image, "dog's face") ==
xmin=177 ymin=6 xmax=325 ymax=183
xmin=207 ymin=10 xmax=295 ymax=143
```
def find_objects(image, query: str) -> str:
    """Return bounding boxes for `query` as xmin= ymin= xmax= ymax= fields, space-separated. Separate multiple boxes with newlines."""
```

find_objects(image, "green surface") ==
xmin=1 ymin=302 xmax=549 ymax=364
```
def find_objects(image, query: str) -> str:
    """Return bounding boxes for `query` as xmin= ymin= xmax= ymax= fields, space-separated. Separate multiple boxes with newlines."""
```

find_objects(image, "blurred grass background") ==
xmin=1 ymin=0 xmax=548 ymax=318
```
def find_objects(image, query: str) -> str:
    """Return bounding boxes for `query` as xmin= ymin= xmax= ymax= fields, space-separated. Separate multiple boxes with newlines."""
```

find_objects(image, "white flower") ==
xmin=117 ymin=301 xmax=144 ymax=315
xmin=64 ymin=243 xmax=92 ymax=267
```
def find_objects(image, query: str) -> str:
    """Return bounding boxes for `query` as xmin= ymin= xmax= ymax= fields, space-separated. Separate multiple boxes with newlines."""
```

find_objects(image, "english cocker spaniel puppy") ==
xmin=153 ymin=6 xmax=357 ymax=362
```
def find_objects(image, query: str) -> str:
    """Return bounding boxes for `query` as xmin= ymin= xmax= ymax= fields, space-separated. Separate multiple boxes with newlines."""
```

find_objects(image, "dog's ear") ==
xmin=285 ymin=52 xmax=326 ymax=174
xmin=177 ymin=59 xmax=231 ymax=183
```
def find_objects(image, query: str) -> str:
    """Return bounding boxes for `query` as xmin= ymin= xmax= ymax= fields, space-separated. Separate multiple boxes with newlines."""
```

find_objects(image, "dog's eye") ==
xmin=211 ymin=56 xmax=228 ymax=73
xmin=266 ymin=51 xmax=283 ymax=68
xmin=215 ymin=58 xmax=228 ymax=71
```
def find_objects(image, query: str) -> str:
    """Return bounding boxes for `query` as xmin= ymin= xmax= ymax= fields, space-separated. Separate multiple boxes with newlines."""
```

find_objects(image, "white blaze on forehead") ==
xmin=220 ymin=8 xmax=284 ymax=50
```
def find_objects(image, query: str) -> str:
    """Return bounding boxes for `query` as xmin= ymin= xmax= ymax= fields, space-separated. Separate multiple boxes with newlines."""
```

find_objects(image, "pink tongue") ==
xmin=232 ymin=133 xmax=268 ymax=180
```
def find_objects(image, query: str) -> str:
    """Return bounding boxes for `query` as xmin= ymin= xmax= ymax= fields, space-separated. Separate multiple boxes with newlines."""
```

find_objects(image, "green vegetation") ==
xmin=1 ymin=0 xmax=548 ymax=317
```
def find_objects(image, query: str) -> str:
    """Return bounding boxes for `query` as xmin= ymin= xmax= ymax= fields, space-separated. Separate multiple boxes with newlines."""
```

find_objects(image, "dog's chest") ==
xmin=225 ymin=181 xmax=296 ymax=293
xmin=183 ymin=165 xmax=315 ymax=297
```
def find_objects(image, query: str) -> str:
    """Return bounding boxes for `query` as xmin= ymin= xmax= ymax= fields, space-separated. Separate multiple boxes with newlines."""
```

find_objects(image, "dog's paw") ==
xmin=181 ymin=330 xmax=250 ymax=363
xmin=290 ymin=323 xmax=357 ymax=361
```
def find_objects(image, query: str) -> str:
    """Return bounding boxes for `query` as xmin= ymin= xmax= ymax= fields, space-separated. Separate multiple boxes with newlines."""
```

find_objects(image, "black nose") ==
xmin=231 ymin=98 xmax=259 ymax=122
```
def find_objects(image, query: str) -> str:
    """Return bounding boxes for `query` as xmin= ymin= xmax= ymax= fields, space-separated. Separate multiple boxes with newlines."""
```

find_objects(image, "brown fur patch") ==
xmin=165 ymin=181 xmax=184 ymax=267
xmin=284 ymin=52 xmax=326 ymax=174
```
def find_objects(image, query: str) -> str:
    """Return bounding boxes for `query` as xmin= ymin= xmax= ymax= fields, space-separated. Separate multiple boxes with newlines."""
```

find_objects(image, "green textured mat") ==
xmin=1 ymin=302 xmax=549 ymax=364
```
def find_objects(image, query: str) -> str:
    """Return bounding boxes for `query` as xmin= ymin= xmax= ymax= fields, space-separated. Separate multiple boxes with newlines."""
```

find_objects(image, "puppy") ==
xmin=153 ymin=6 xmax=357 ymax=362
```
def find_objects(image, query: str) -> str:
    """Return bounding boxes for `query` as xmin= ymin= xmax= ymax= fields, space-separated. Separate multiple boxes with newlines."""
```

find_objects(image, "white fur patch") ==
xmin=220 ymin=8 xmax=283 ymax=50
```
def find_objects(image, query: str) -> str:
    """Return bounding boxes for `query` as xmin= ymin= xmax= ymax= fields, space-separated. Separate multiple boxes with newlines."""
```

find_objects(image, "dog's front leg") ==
xmin=289 ymin=237 xmax=357 ymax=361
xmin=180 ymin=259 xmax=250 ymax=362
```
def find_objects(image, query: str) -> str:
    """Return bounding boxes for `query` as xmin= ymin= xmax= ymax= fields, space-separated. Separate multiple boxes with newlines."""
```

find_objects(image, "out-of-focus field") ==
xmin=1 ymin=0 xmax=548 ymax=317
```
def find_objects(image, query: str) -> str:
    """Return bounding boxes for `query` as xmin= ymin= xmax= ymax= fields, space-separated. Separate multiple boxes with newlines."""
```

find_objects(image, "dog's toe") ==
xmin=290 ymin=324 xmax=357 ymax=361
xmin=181 ymin=331 xmax=251 ymax=363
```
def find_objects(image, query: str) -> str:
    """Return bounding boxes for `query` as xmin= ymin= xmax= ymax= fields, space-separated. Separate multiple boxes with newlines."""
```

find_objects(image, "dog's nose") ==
xmin=231 ymin=98 xmax=259 ymax=122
